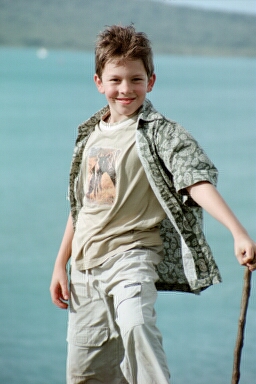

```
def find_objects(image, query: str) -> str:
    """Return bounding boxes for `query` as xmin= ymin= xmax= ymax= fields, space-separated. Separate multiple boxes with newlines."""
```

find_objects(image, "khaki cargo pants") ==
xmin=67 ymin=248 xmax=171 ymax=384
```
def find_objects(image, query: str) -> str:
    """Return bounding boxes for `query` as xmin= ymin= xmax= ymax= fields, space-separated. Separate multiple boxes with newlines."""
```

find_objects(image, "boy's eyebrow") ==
xmin=132 ymin=74 xmax=146 ymax=77
xmin=106 ymin=72 xmax=146 ymax=78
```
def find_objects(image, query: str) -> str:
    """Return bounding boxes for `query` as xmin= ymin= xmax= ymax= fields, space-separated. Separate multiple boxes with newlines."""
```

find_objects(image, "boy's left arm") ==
xmin=187 ymin=181 xmax=256 ymax=271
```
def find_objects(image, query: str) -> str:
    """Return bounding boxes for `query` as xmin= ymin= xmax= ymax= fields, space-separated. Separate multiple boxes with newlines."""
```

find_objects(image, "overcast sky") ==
xmin=161 ymin=0 xmax=256 ymax=14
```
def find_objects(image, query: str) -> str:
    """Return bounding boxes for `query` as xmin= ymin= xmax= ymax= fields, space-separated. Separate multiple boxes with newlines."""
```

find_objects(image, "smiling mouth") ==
xmin=116 ymin=98 xmax=135 ymax=104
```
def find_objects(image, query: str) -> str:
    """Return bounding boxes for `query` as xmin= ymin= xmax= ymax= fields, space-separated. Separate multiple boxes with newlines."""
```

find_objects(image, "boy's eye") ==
xmin=110 ymin=78 xmax=120 ymax=82
xmin=108 ymin=77 xmax=144 ymax=83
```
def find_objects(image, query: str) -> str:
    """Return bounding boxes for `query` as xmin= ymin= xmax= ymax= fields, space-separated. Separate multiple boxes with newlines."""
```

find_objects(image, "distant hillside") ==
xmin=0 ymin=0 xmax=255 ymax=56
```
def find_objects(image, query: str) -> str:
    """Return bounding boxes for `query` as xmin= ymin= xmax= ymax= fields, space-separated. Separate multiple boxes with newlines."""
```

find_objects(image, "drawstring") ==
xmin=85 ymin=269 xmax=91 ymax=298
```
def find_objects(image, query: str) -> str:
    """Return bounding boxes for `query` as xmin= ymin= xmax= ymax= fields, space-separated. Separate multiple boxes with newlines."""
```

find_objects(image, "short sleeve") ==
xmin=156 ymin=120 xmax=218 ymax=193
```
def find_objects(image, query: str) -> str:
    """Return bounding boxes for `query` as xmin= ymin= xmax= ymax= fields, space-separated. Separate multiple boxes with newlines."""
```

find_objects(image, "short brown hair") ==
xmin=95 ymin=25 xmax=154 ymax=79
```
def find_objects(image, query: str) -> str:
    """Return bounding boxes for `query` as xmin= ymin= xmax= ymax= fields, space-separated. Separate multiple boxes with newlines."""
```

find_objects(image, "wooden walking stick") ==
xmin=231 ymin=268 xmax=252 ymax=384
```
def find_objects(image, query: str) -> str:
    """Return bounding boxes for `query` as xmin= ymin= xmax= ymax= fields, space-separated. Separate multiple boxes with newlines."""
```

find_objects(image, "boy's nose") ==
xmin=120 ymin=80 xmax=131 ymax=94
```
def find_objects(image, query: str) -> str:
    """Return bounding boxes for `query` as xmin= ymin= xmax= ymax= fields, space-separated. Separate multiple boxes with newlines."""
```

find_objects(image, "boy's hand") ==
xmin=50 ymin=265 xmax=69 ymax=309
xmin=234 ymin=234 xmax=256 ymax=272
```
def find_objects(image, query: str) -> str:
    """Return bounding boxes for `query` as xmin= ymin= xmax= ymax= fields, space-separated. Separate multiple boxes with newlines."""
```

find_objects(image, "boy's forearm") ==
xmin=187 ymin=181 xmax=256 ymax=270
xmin=186 ymin=181 xmax=248 ymax=238
xmin=55 ymin=213 xmax=74 ymax=267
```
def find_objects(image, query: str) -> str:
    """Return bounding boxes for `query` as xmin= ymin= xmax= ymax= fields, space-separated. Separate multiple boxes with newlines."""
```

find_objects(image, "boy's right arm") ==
xmin=50 ymin=213 xmax=74 ymax=309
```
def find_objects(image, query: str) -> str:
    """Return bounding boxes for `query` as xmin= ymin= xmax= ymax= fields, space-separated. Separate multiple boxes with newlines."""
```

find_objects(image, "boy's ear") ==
xmin=94 ymin=74 xmax=105 ymax=94
xmin=147 ymin=73 xmax=156 ymax=93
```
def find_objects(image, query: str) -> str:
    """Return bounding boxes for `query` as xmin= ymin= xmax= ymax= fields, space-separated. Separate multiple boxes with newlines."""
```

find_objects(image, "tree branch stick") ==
xmin=231 ymin=268 xmax=252 ymax=384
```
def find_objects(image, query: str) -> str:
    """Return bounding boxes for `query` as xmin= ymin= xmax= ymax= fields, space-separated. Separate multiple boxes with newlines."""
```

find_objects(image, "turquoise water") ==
xmin=0 ymin=47 xmax=255 ymax=383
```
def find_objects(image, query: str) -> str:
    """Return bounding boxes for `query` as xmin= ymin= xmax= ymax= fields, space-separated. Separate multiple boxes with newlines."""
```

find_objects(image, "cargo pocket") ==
xmin=68 ymin=325 xmax=109 ymax=348
xmin=114 ymin=282 xmax=144 ymax=333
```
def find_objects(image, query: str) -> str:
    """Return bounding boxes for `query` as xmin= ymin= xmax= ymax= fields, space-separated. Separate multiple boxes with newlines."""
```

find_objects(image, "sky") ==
xmin=159 ymin=0 xmax=256 ymax=14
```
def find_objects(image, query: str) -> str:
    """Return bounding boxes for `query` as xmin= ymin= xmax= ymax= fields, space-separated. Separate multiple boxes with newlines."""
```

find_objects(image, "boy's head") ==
xmin=95 ymin=25 xmax=154 ymax=79
xmin=94 ymin=25 xmax=156 ymax=123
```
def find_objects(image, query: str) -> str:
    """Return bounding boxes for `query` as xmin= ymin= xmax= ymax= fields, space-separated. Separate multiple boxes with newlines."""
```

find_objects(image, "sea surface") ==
xmin=0 ymin=47 xmax=255 ymax=383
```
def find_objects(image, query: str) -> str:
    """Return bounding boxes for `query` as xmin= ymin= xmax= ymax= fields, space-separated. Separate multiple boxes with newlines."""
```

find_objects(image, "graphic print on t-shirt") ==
xmin=86 ymin=147 xmax=120 ymax=205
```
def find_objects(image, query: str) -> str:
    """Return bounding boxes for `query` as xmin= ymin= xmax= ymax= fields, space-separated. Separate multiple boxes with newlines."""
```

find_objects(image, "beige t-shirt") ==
xmin=71 ymin=114 xmax=166 ymax=270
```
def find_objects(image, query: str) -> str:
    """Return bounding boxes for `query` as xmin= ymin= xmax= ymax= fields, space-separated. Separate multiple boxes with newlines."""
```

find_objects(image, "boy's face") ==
xmin=94 ymin=59 xmax=156 ymax=123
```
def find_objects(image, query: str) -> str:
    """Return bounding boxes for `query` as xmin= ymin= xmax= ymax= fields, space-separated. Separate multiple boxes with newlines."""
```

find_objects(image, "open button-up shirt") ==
xmin=69 ymin=99 xmax=222 ymax=294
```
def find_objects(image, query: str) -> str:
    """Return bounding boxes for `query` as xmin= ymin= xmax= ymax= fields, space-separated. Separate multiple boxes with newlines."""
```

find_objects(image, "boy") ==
xmin=50 ymin=25 xmax=256 ymax=384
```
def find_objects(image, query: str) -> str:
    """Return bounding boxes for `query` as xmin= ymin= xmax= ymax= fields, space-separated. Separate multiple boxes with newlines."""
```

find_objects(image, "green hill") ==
xmin=0 ymin=0 xmax=255 ymax=56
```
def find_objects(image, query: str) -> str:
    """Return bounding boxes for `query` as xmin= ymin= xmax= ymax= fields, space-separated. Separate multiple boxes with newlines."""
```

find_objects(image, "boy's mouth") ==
xmin=116 ymin=97 xmax=135 ymax=105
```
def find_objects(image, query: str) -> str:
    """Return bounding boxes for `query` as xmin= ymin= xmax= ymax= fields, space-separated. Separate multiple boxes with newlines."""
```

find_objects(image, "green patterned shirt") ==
xmin=69 ymin=99 xmax=222 ymax=293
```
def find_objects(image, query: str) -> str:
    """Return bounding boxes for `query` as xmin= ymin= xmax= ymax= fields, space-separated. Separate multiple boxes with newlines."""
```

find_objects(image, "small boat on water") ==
xmin=36 ymin=47 xmax=48 ymax=59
